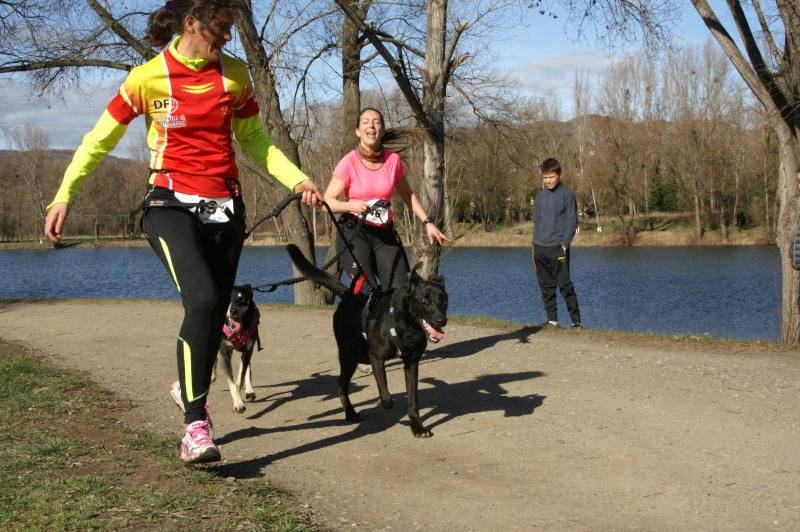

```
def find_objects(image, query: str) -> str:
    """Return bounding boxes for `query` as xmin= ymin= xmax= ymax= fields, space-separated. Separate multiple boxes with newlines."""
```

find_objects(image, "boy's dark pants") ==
xmin=532 ymin=244 xmax=581 ymax=324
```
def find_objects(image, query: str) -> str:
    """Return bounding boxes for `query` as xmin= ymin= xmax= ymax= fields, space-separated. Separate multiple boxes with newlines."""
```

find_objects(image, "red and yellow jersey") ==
xmin=49 ymin=38 xmax=309 ymax=207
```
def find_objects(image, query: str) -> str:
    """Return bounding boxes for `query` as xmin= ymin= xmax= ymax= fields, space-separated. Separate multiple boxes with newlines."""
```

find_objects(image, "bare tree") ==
xmin=664 ymin=42 xmax=732 ymax=241
xmin=681 ymin=0 xmax=800 ymax=342
xmin=232 ymin=0 xmax=336 ymax=305
xmin=334 ymin=0 xmax=532 ymax=276
xmin=570 ymin=69 xmax=596 ymax=216
xmin=595 ymin=57 xmax=647 ymax=244
xmin=8 ymin=124 xmax=52 ymax=242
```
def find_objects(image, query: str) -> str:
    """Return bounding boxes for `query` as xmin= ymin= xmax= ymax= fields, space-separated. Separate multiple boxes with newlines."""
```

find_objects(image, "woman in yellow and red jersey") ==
xmin=44 ymin=0 xmax=322 ymax=464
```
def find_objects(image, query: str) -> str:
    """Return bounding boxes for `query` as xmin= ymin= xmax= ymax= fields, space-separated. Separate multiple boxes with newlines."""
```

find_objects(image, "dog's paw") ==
xmin=233 ymin=404 xmax=246 ymax=414
xmin=345 ymin=411 xmax=361 ymax=422
xmin=412 ymin=428 xmax=433 ymax=438
xmin=377 ymin=398 xmax=394 ymax=410
xmin=245 ymin=393 xmax=256 ymax=402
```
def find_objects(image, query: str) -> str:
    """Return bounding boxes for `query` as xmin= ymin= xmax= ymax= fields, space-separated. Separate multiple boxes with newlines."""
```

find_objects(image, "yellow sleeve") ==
xmin=233 ymin=114 xmax=310 ymax=191
xmin=47 ymin=111 xmax=128 ymax=210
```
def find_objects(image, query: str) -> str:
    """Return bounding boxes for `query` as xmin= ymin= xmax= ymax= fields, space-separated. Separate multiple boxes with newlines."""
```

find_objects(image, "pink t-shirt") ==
xmin=332 ymin=149 xmax=405 ymax=226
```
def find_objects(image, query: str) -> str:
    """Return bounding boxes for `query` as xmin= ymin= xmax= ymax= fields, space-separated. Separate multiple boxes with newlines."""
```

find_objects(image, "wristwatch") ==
xmin=422 ymin=216 xmax=434 ymax=225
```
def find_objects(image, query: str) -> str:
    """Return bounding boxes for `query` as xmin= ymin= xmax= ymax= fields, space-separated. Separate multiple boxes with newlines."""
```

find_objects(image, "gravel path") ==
xmin=1 ymin=299 xmax=798 ymax=530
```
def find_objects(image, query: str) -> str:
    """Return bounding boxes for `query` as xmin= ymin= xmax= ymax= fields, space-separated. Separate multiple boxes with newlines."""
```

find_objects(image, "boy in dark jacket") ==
xmin=532 ymin=158 xmax=582 ymax=329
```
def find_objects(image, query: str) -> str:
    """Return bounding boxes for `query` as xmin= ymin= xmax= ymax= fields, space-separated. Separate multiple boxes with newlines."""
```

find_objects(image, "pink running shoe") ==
xmin=170 ymin=380 xmax=215 ymax=440
xmin=180 ymin=419 xmax=220 ymax=464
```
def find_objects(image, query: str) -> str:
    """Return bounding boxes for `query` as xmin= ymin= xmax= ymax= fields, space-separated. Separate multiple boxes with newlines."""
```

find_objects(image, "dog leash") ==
xmin=251 ymin=203 xmax=376 ymax=294
xmin=245 ymin=192 xmax=303 ymax=238
xmin=319 ymin=201 xmax=380 ymax=294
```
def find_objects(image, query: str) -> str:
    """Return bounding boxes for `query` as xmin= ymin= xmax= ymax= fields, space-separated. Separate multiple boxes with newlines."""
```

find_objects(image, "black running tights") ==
xmin=144 ymin=207 xmax=243 ymax=424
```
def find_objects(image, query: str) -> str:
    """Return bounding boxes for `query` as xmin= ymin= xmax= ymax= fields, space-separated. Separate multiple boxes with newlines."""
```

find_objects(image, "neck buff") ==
xmin=356 ymin=143 xmax=385 ymax=163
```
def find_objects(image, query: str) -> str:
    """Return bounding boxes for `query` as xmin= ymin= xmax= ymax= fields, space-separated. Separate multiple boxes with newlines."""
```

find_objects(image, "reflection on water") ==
xmin=0 ymin=245 xmax=782 ymax=342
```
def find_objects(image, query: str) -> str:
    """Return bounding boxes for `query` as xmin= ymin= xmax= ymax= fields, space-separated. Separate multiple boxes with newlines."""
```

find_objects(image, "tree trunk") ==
xmin=234 ymin=5 xmax=323 ymax=305
xmin=340 ymin=5 xmax=365 ymax=157
xmin=694 ymin=192 xmax=702 ymax=241
xmin=412 ymin=0 xmax=448 ymax=279
xmin=720 ymin=201 xmax=728 ymax=244
xmin=733 ymin=167 xmax=741 ymax=229
xmin=774 ymin=125 xmax=800 ymax=344
xmin=443 ymin=162 xmax=454 ymax=238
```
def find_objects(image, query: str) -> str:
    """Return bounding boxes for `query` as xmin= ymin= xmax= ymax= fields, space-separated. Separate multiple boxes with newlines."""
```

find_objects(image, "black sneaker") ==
xmin=571 ymin=322 xmax=583 ymax=329
xmin=543 ymin=320 xmax=559 ymax=328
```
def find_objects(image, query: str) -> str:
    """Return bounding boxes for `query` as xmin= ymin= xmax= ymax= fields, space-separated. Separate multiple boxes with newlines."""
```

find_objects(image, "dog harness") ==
xmin=387 ymin=292 xmax=418 ymax=357
xmin=223 ymin=307 xmax=261 ymax=351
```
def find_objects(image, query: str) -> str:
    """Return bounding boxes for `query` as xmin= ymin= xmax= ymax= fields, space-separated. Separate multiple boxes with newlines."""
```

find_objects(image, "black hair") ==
xmin=356 ymin=108 xmax=425 ymax=151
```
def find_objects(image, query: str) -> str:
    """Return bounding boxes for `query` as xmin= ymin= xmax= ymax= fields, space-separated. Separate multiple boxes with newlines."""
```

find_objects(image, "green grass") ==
xmin=0 ymin=339 xmax=315 ymax=531
xmin=446 ymin=313 xmax=791 ymax=348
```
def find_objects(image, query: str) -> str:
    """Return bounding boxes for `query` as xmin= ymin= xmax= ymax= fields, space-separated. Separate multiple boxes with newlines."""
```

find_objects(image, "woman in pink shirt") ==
xmin=324 ymin=108 xmax=450 ymax=294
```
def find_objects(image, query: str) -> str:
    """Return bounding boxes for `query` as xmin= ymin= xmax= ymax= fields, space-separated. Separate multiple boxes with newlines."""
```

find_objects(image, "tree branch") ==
xmin=443 ymin=22 xmax=468 ymax=82
xmin=333 ymin=0 xmax=428 ymax=129
xmin=0 ymin=58 xmax=134 ymax=74
xmin=84 ymin=0 xmax=155 ymax=62
xmin=690 ymin=0 xmax=786 ymax=121
xmin=750 ymin=0 xmax=780 ymax=67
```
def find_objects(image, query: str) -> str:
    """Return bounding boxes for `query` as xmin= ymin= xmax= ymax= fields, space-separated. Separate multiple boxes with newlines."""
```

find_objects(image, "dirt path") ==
xmin=1 ymin=299 xmax=799 ymax=530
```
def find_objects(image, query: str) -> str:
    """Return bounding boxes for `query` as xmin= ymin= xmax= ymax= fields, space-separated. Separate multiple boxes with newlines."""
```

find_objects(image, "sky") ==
xmin=0 ymin=4 xmax=715 ymax=158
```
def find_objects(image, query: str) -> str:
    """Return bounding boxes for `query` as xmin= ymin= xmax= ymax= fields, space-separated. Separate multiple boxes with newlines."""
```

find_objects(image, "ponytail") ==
xmin=144 ymin=0 xmax=237 ymax=49
xmin=356 ymin=108 xmax=426 ymax=153
xmin=144 ymin=6 xmax=179 ymax=48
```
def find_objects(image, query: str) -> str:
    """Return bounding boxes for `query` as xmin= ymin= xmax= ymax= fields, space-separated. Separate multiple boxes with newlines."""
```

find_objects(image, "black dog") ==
xmin=287 ymin=244 xmax=447 ymax=437
xmin=213 ymin=283 xmax=262 ymax=413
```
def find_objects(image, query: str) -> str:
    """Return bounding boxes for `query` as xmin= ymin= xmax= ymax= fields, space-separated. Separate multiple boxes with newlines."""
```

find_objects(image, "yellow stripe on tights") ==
xmin=158 ymin=236 xmax=181 ymax=293
xmin=179 ymin=337 xmax=195 ymax=401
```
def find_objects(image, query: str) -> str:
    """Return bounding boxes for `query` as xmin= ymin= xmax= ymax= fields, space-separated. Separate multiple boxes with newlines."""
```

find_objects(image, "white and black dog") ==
xmin=212 ymin=283 xmax=262 ymax=413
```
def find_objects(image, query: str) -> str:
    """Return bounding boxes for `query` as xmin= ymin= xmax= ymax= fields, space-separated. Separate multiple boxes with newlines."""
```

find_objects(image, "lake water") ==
xmin=0 ymin=245 xmax=783 ymax=342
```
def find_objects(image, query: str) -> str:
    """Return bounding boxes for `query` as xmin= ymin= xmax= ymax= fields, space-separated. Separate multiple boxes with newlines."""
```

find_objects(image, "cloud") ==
xmin=514 ymin=49 xmax=615 ymax=97
xmin=0 ymin=76 xmax=139 ymax=157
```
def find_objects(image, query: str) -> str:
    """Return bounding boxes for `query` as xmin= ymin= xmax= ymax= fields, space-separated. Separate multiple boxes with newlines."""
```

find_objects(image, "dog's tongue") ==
xmin=423 ymin=319 xmax=447 ymax=342
xmin=228 ymin=317 xmax=243 ymax=336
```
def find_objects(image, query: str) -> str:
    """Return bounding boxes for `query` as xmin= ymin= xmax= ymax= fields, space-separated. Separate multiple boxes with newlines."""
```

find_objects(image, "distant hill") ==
xmin=0 ymin=149 xmax=137 ymax=166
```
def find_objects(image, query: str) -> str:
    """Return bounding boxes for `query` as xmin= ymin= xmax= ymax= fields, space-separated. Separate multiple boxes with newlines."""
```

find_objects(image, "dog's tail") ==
xmin=286 ymin=244 xmax=349 ymax=298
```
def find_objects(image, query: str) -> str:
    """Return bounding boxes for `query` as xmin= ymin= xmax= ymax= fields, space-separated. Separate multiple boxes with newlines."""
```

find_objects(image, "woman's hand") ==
xmin=348 ymin=201 xmax=371 ymax=215
xmin=425 ymin=222 xmax=452 ymax=246
xmin=44 ymin=203 xmax=69 ymax=244
xmin=294 ymin=180 xmax=323 ymax=207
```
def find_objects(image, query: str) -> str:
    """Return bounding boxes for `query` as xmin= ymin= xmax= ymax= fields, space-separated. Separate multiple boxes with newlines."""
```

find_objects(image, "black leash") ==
xmin=319 ymin=201 xmax=380 ymax=294
xmin=245 ymin=192 xmax=302 ymax=238
xmin=252 ymin=202 xmax=380 ymax=294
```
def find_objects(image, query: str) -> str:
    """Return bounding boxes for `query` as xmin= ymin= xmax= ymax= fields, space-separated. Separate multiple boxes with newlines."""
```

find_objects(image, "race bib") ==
xmin=198 ymin=197 xmax=235 ymax=224
xmin=173 ymin=192 xmax=233 ymax=224
xmin=363 ymin=199 xmax=392 ymax=225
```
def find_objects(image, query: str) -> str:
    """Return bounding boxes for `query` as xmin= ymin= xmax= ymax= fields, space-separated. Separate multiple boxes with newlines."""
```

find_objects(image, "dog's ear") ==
xmin=243 ymin=283 xmax=253 ymax=297
xmin=428 ymin=275 xmax=445 ymax=288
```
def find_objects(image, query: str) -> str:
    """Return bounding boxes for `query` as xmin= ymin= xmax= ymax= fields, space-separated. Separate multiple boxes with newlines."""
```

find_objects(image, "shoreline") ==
xmin=0 ymin=297 xmax=787 ymax=347
xmin=0 ymin=224 xmax=773 ymax=250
